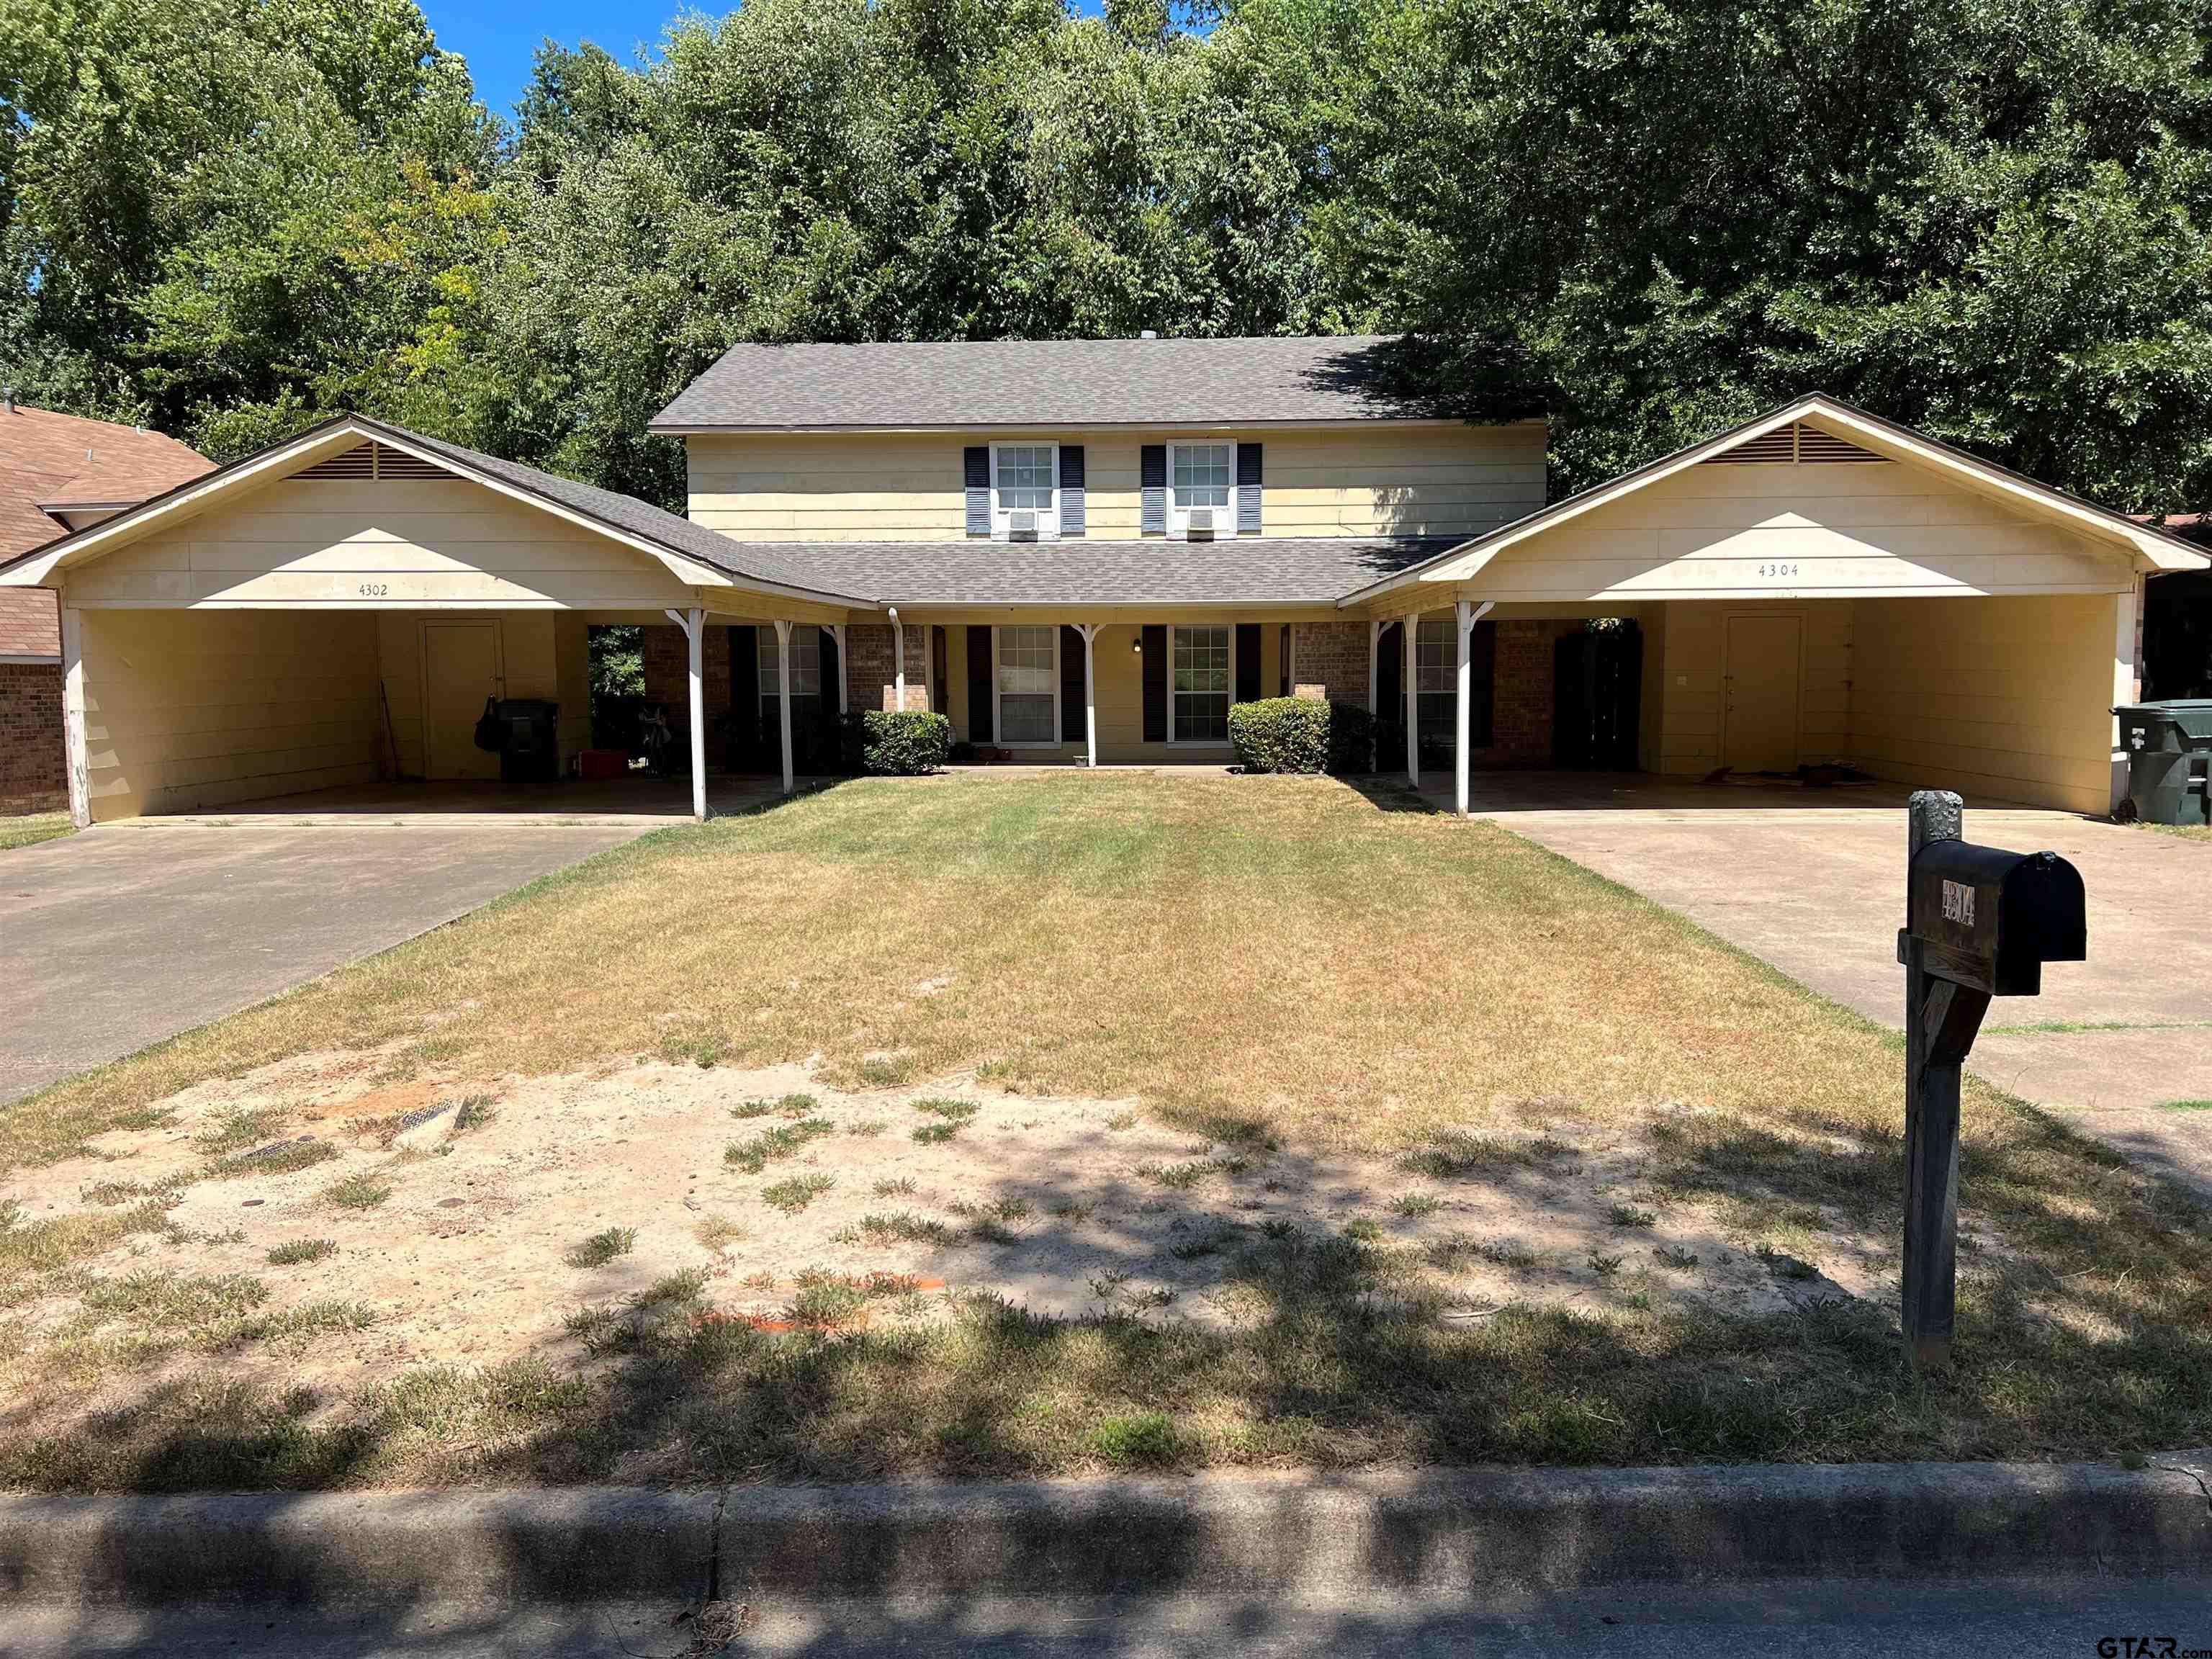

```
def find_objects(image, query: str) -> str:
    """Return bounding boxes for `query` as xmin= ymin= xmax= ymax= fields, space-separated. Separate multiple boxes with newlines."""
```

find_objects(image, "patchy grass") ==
xmin=450 ymin=1094 xmax=498 ymax=1133
xmin=204 ymin=1139 xmax=338 ymax=1180
xmin=1 ymin=774 xmax=2210 ymax=1489
xmin=2139 ymin=821 xmax=2212 ymax=843
xmin=761 ymin=1173 xmax=835 ymax=1214
xmin=565 ymin=1227 xmax=637 ymax=1269
xmin=725 ymin=1119 xmax=834 ymax=1174
xmin=694 ymin=1215 xmax=747 ymax=1253
xmin=0 ymin=811 xmax=71 ymax=853
xmin=323 ymin=1173 xmax=392 ymax=1210
xmin=858 ymin=1212 xmax=954 ymax=1246
xmin=265 ymin=1239 xmax=338 ymax=1267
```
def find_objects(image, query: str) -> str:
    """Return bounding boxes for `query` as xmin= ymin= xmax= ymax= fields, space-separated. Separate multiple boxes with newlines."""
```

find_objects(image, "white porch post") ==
xmin=664 ymin=606 xmax=708 ymax=822
xmin=1403 ymin=611 xmax=1420 ymax=788
xmin=1367 ymin=618 xmax=1381 ymax=714
xmin=2112 ymin=583 xmax=2140 ymax=814
xmin=1074 ymin=624 xmax=1101 ymax=768
xmin=889 ymin=607 xmax=906 ymax=711
xmin=60 ymin=601 xmax=89 ymax=830
xmin=1454 ymin=599 xmax=1494 ymax=819
xmin=773 ymin=618 xmax=796 ymax=797
xmin=827 ymin=622 xmax=848 ymax=715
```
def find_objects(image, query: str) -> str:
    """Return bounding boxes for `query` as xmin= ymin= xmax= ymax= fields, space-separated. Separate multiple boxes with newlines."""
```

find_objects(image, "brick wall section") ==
xmin=1290 ymin=621 xmax=1371 ymax=706
xmin=0 ymin=660 xmax=65 ymax=813
xmin=845 ymin=623 xmax=931 ymax=711
xmin=1465 ymin=619 xmax=1580 ymax=768
xmin=642 ymin=624 xmax=732 ymax=737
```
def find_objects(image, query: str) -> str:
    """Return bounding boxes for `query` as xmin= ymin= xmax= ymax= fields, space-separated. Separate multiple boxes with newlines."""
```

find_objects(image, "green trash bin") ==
xmin=2113 ymin=701 xmax=2212 ymax=824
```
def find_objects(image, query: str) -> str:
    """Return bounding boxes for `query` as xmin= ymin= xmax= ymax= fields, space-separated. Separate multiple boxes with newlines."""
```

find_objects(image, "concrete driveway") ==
xmin=0 ymin=819 xmax=655 ymax=1102
xmin=1483 ymin=792 xmax=2212 ymax=1201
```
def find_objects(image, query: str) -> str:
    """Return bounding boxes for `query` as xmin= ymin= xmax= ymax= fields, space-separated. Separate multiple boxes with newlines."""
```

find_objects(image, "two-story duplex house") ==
xmin=1 ymin=335 xmax=2201 ymax=826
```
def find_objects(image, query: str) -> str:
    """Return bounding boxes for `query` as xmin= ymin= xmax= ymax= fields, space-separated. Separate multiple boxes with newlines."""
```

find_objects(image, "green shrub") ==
xmin=841 ymin=709 xmax=953 ymax=775
xmin=1228 ymin=697 xmax=1331 ymax=773
xmin=1326 ymin=701 xmax=1377 ymax=773
xmin=1226 ymin=698 xmax=1385 ymax=774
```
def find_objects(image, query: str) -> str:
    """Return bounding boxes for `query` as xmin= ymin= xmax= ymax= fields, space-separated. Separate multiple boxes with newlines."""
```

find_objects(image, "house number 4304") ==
xmin=1758 ymin=562 xmax=1800 ymax=578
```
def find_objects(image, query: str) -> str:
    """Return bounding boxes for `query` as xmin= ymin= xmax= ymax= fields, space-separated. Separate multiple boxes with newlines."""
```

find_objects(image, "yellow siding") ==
xmin=1467 ymin=449 xmax=2133 ymax=603
xmin=1652 ymin=601 xmax=1853 ymax=775
xmin=78 ymin=609 xmax=382 ymax=820
xmin=939 ymin=620 xmax=1284 ymax=763
xmin=1848 ymin=593 xmax=2121 ymax=814
xmin=374 ymin=612 xmax=576 ymax=778
xmin=64 ymin=477 xmax=701 ymax=610
xmin=685 ymin=426 xmax=1548 ymax=544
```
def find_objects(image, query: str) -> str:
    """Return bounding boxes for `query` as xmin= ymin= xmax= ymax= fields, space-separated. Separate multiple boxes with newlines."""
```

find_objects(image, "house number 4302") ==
xmin=1758 ymin=562 xmax=1800 ymax=578
xmin=357 ymin=583 xmax=389 ymax=598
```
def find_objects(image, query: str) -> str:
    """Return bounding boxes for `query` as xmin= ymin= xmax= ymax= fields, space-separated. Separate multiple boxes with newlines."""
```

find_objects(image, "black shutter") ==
xmin=1375 ymin=621 xmax=1402 ymax=721
xmin=966 ymin=624 xmax=994 ymax=745
xmin=964 ymin=446 xmax=990 ymax=537
xmin=727 ymin=625 xmax=760 ymax=769
xmin=1234 ymin=622 xmax=1262 ymax=705
xmin=1140 ymin=445 xmax=1167 ymax=535
xmin=1141 ymin=624 xmax=1167 ymax=742
xmin=1236 ymin=442 xmax=1262 ymax=534
xmin=1471 ymin=620 xmax=1496 ymax=748
xmin=1058 ymin=445 xmax=1085 ymax=538
xmin=1059 ymin=626 xmax=1086 ymax=741
xmin=815 ymin=625 xmax=841 ymax=762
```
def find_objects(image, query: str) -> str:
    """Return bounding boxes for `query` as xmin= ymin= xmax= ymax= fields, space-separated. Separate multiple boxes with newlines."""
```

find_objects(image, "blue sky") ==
xmin=423 ymin=1 xmax=1109 ymax=123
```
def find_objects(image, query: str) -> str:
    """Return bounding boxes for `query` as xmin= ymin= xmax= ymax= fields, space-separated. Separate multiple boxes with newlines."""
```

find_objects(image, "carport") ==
xmin=1344 ymin=396 xmax=2208 ymax=817
xmin=0 ymin=416 xmax=876 ymax=826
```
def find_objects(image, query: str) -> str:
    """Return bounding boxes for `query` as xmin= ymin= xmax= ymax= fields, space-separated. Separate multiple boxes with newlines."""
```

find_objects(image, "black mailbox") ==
xmin=1902 ymin=842 xmax=2085 ymax=997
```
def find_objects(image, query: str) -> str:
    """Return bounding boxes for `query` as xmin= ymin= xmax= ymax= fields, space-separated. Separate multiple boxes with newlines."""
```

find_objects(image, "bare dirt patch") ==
xmin=0 ymin=1050 xmax=1882 ymax=1442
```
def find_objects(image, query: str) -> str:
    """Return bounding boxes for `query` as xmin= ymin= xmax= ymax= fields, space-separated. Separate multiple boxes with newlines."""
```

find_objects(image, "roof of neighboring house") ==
xmin=0 ymin=415 xmax=879 ymax=609
xmin=701 ymin=536 xmax=1462 ymax=607
xmin=652 ymin=336 xmax=1481 ymax=432
xmin=0 ymin=403 xmax=212 ymax=655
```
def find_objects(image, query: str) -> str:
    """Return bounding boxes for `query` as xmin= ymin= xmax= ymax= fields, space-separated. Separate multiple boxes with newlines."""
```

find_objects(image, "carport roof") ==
xmin=1341 ymin=393 xmax=2211 ymax=604
xmin=0 ymin=415 xmax=880 ymax=608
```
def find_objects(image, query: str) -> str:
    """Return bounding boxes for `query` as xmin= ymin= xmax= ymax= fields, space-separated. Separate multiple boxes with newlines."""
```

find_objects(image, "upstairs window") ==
xmin=1169 ymin=442 xmax=1232 ymax=538
xmin=992 ymin=444 xmax=1058 ymax=541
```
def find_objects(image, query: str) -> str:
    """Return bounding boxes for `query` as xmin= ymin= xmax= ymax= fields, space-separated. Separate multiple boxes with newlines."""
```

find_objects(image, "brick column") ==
xmin=1289 ymin=621 xmax=1371 ymax=704
xmin=0 ymin=661 xmax=65 ymax=813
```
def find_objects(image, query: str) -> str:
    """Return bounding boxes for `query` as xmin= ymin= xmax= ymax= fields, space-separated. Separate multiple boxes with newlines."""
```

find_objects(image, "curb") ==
xmin=4 ymin=1456 xmax=2208 ymax=1608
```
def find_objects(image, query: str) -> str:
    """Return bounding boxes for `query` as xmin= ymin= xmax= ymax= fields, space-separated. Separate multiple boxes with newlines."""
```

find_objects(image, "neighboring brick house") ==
xmin=0 ymin=400 xmax=211 ymax=812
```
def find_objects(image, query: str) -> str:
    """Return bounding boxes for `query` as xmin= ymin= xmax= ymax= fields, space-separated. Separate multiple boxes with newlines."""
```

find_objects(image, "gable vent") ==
xmin=1701 ymin=421 xmax=1884 ymax=465
xmin=292 ymin=440 xmax=459 ymax=482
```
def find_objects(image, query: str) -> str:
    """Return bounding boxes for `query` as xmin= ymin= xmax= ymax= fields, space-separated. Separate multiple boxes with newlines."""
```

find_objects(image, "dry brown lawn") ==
xmin=1 ymin=772 xmax=2206 ymax=1490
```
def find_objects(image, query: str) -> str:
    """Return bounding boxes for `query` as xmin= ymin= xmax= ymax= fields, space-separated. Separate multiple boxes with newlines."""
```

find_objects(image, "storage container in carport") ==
xmin=2112 ymin=701 xmax=2212 ymax=825
xmin=490 ymin=698 xmax=561 ymax=786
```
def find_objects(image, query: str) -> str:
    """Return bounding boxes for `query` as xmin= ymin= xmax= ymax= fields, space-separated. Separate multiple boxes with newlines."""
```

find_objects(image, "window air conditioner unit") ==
xmin=1186 ymin=507 xmax=1214 ymax=535
xmin=1009 ymin=508 xmax=1037 ymax=539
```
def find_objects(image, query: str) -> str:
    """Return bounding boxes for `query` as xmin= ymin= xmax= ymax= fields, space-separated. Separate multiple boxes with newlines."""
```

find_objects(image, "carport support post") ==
xmin=773 ymin=619 xmax=796 ymax=797
xmin=60 ymin=601 xmax=89 ymax=830
xmin=1452 ymin=599 xmax=1494 ymax=818
xmin=1901 ymin=789 xmax=1985 ymax=1372
xmin=889 ymin=608 xmax=905 ymax=711
xmin=1074 ymin=624 xmax=1101 ymax=768
xmin=665 ymin=607 xmax=708 ymax=822
xmin=1403 ymin=612 xmax=1420 ymax=788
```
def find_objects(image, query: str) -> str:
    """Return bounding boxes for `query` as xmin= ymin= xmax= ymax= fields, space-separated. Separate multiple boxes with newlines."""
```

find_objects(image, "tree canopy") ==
xmin=1 ymin=0 xmax=2206 ymax=511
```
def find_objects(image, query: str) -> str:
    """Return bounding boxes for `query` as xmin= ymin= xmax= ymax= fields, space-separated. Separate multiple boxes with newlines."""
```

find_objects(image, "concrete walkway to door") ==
xmin=0 ymin=817 xmax=657 ymax=1102
xmin=1416 ymin=772 xmax=2212 ymax=1203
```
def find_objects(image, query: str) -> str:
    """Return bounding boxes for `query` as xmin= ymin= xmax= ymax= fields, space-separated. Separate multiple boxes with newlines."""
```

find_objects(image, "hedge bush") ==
xmin=840 ymin=709 xmax=953 ymax=775
xmin=1228 ymin=697 xmax=1382 ymax=774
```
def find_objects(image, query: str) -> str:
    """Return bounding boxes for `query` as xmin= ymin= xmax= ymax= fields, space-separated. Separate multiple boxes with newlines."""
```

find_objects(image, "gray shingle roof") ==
xmin=652 ymin=337 xmax=1457 ymax=431
xmin=693 ymin=536 xmax=1460 ymax=607
xmin=359 ymin=420 xmax=872 ymax=603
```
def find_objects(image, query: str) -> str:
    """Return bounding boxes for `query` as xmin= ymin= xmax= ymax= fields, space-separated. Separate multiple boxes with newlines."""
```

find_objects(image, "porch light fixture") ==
xmin=1132 ymin=637 xmax=1141 ymax=653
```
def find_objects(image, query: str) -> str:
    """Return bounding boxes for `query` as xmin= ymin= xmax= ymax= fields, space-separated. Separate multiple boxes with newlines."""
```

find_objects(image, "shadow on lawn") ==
xmin=9 ymin=1085 xmax=2207 ymax=1498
